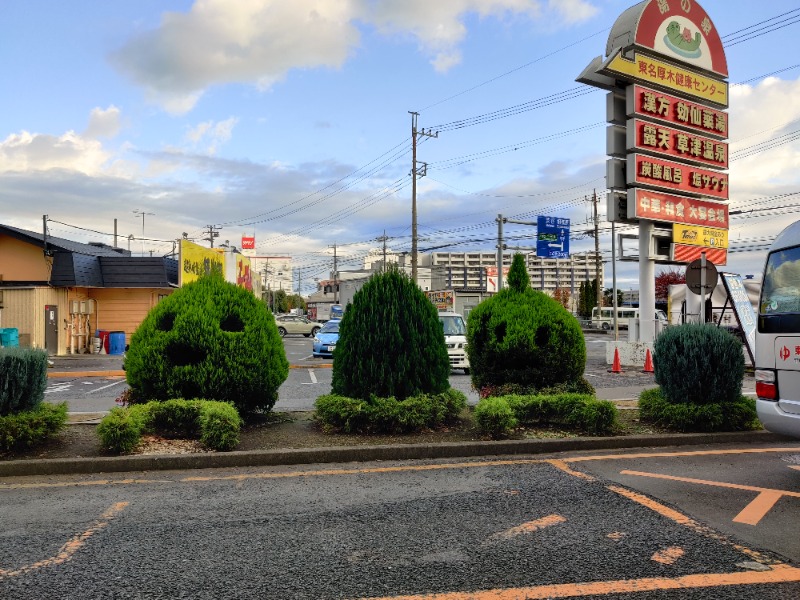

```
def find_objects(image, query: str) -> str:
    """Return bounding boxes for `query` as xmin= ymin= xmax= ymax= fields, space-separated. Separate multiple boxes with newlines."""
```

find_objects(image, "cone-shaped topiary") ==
xmin=653 ymin=323 xmax=745 ymax=405
xmin=331 ymin=269 xmax=451 ymax=401
xmin=124 ymin=275 xmax=288 ymax=414
xmin=467 ymin=254 xmax=586 ymax=392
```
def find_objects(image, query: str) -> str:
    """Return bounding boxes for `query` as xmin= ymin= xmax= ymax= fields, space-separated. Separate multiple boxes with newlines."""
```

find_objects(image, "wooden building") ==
xmin=0 ymin=224 xmax=177 ymax=355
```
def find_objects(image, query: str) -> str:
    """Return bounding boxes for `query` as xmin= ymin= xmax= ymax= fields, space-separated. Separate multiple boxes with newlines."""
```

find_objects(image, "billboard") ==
xmin=628 ymin=189 xmax=728 ymax=227
xmin=627 ymin=154 xmax=729 ymax=200
xmin=426 ymin=290 xmax=454 ymax=311
xmin=485 ymin=266 xmax=509 ymax=293
xmin=180 ymin=240 xmax=224 ymax=286
xmin=672 ymin=224 xmax=728 ymax=249
xmin=627 ymin=84 xmax=728 ymax=139
xmin=627 ymin=118 xmax=727 ymax=169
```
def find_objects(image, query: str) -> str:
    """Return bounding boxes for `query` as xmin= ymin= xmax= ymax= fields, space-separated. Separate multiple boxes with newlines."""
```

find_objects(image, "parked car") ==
xmin=312 ymin=319 xmax=340 ymax=358
xmin=274 ymin=315 xmax=321 ymax=337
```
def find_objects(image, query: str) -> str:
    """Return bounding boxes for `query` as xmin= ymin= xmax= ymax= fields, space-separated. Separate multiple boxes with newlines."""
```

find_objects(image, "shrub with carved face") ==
xmin=124 ymin=275 xmax=288 ymax=414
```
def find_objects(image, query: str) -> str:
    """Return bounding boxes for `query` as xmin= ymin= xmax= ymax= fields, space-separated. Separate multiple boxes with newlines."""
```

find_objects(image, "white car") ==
xmin=274 ymin=315 xmax=321 ymax=338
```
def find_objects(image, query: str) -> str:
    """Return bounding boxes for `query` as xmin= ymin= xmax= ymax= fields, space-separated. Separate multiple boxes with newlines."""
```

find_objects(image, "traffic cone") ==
xmin=609 ymin=347 xmax=622 ymax=373
xmin=642 ymin=348 xmax=654 ymax=373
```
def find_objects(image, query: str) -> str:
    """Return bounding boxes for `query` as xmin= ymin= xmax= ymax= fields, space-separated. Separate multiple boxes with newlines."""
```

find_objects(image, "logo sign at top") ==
xmin=608 ymin=0 xmax=728 ymax=78
xmin=537 ymin=216 xmax=570 ymax=259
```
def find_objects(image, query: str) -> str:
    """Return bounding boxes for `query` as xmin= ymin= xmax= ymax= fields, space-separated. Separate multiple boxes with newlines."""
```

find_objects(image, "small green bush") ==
xmin=0 ymin=403 xmax=67 ymax=452
xmin=653 ymin=323 xmax=745 ymax=405
xmin=466 ymin=254 xmax=586 ymax=392
xmin=315 ymin=389 xmax=467 ymax=434
xmin=124 ymin=275 xmax=288 ymax=414
xmin=97 ymin=399 xmax=242 ymax=453
xmin=474 ymin=393 xmax=618 ymax=438
xmin=639 ymin=387 xmax=760 ymax=432
xmin=0 ymin=348 xmax=49 ymax=415
xmin=331 ymin=269 xmax=451 ymax=401
xmin=478 ymin=378 xmax=596 ymax=399
xmin=474 ymin=397 xmax=518 ymax=438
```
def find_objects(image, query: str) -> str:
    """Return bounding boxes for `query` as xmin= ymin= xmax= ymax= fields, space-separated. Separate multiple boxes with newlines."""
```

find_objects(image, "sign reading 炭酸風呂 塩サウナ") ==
xmin=628 ymin=118 xmax=727 ymax=169
xmin=629 ymin=189 xmax=728 ymax=227
xmin=537 ymin=216 xmax=570 ymax=259
xmin=627 ymin=154 xmax=728 ymax=200
xmin=627 ymin=85 xmax=728 ymax=139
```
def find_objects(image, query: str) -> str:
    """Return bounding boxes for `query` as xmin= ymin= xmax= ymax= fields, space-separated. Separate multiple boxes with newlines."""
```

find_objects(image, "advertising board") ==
xmin=628 ymin=189 xmax=728 ymax=227
xmin=180 ymin=240 xmax=224 ymax=286
xmin=537 ymin=216 xmax=570 ymax=259
xmin=627 ymin=118 xmax=727 ymax=169
xmin=672 ymin=224 xmax=728 ymax=249
xmin=627 ymin=84 xmax=728 ymax=139
xmin=627 ymin=154 xmax=729 ymax=200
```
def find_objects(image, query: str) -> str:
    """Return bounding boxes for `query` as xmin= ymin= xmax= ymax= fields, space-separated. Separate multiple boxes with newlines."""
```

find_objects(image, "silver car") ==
xmin=274 ymin=315 xmax=321 ymax=338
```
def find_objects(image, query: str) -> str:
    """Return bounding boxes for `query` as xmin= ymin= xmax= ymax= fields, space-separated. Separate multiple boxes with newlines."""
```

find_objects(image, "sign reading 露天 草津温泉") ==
xmin=537 ymin=216 xmax=570 ymax=259
xmin=578 ymin=0 xmax=730 ymax=269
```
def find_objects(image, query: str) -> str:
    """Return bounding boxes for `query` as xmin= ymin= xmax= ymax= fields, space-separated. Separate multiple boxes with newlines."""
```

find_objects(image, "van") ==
xmin=755 ymin=220 xmax=800 ymax=438
xmin=591 ymin=307 xmax=668 ymax=330
xmin=438 ymin=312 xmax=470 ymax=374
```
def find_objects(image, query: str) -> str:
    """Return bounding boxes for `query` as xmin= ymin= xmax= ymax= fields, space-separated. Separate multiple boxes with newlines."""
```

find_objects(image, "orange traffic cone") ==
xmin=642 ymin=348 xmax=654 ymax=373
xmin=609 ymin=347 xmax=622 ymax=373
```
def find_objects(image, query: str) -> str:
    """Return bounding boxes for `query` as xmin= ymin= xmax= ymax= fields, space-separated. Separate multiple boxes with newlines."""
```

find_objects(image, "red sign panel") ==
xmin=627 ymin=85 xmax=728 ymax=139
xmin=627 ymin=154 xmax=728 ymax=200
xmin=241 ymin=236 xmax=255 ymax=250
xmin=672 ymin=243 xmax=727 ymax=266
xmin=628 ymin=118 xmax=727 ymax=169
xmin=629 ymin=189 xmax=728 ymax=228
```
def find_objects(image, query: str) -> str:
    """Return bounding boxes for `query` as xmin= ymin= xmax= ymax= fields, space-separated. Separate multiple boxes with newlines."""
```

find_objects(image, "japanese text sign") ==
xmin=627 ymin=154 xmax=729 ymax=200
xmin=537 ymin=216 xmax=570 ymax=259
xmin=627 ymin=85 xmax=728 ymax=139
xmin=672 ymin=224 xmax=728 ymax=249
xmin=720 ymin=273 xmax=756 ymax=362
xmin=628 ymin=119 xmax=727 ymax=169
xmin=629 ymin=189 xmax=728 ymax=227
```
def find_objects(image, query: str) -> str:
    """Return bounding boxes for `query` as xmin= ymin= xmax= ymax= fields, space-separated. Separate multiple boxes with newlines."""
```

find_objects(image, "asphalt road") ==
xmin=1 ymin=443 xmax=798 ymax=599
xmin=46 ymin=332 xmax=669 ymax=413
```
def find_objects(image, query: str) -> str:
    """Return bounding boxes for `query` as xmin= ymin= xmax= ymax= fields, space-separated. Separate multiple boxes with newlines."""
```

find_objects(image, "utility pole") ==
xmin=592 ymin=190 xmax=602 ymax=311
xmin=329 ymin=243 xmax=338 ymax=303
xmin=409 ymin=111 xmax=438 ymax=284
xmin=203 ymin=224 xmax=221 ymax=248
xmin=376 ymin=230 xmax=389 ymax=272
xmin=113 ymin=219 xmax=118 ymax=248
xmin=42 ymin=215 xmax=49 ymax=256
xmin=496 ymin=214 xmax=505 ymax=292
xmin=133 ymin=209 xmax=155 ymax=256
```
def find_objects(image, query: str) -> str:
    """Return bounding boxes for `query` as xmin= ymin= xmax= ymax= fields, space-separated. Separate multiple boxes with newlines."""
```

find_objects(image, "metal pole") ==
xmin=496 ymin=214 xmax=504 ymax=291
xmin=700 ymin=251 xmax=707 ymax=323
xmin=410 ymin=112 xmax=418 ymax=284
xmin=612 ymin=221 xmax=618 ymax=341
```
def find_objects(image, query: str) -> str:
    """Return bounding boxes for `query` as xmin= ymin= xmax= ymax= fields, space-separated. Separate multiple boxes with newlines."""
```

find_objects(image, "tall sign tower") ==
xmin=578 ymin=0 xmax=728 ymax=343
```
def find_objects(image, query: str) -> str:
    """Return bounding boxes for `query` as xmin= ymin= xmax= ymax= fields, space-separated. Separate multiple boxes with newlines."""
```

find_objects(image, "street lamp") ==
xmin=133 ymin=209 xmax=155 ymax=256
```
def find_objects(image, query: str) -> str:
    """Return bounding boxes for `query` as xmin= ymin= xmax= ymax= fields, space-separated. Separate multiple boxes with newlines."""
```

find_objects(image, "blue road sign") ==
xmin=537 ymin=216 xmax=570 ymax=258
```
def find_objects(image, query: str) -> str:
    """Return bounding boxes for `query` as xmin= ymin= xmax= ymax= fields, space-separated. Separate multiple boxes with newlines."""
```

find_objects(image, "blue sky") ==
xmin=2 ymin=0 xmax=799 ymax=294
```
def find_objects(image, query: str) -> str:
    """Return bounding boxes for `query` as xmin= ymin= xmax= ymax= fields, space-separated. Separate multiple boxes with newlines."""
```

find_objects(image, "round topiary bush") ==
xmin=331 ymin=269 xmax=451 ymax=401
xmin=653 ymin=323 xmax=744 ymax=405
xmin=466 ymin=254 xmax=586 ymax=392
xmin=124 ymin=275 xmax=288 ymax=414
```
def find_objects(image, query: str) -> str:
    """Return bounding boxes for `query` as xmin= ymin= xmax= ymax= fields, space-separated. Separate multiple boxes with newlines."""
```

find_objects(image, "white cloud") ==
xmin=84 ymin=105 xmax=122 ymax=139
xmin=185 ymin=117 xmax=239 ymax=155
xmin=0 ymin=130 xmax=112 ymax=176
xmin=111 ymin=0 xmax=599 ymax=112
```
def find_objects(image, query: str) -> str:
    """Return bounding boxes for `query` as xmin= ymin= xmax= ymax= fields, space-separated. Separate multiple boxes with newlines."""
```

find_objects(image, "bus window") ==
xmin=761 ymin=247 xmax=800 ymax=314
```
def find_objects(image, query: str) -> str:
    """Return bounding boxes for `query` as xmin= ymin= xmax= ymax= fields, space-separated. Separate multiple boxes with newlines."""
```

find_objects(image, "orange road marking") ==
xmin=566 ymin=447 xmax=800 ymax=463
xmin=652 ymin=546 xmax=685 ymax=564
xmin=486 ymin=515 xmax=566 ymax=543
xmin=620 ymin=470 xmax=800 ymax=526
xmin=607 ymin=485 xmax=776 ymax=564
xmin=352 ymin=563 xmax=800 ymax=600
xmin=0 ymin=502 xmax=128 ymax=579
xmin=606 ymin=532 xmax=626 ymax=540
xmin=546 ymin=459 xmax=595 ymax=481
xmin=790 ymin=466 xmax=800 ymax=471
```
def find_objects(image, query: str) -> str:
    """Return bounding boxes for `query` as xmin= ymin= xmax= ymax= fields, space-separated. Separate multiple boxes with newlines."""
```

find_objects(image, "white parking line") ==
xmin=301 ymin=369 xmax=318 ymax=385
xmin=86 ymin=380 xmax=126 ymax=395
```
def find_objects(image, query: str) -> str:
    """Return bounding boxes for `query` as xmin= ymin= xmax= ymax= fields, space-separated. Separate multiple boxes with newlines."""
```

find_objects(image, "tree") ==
xmin=577 ymin=278 xmax=600 ymax=319
xmin=506 ymin=253 xmax=530 ymax=292
xmin=286 ymin=294 xmax=306 ymax=311
xmin=655 ymin=268 xmax=686 ymax=302
xmin=604 ymin=288 xmax=623 ymax=308
xmin=552 ymin=287 xmax=571 ymax=310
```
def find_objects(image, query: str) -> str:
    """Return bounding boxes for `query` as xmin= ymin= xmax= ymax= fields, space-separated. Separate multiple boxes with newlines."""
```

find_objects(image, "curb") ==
xmin=47 ymin=363 xmax=333 ymax=378
xmin=0 ymin=431 xmax=792 ymax=478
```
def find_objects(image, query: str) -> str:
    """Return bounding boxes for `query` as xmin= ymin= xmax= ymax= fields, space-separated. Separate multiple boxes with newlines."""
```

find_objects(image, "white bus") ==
xmin=591 ymin=307 xmax=667 ymax=330
xmin=755 ymin=220 xmax=800 ymax=438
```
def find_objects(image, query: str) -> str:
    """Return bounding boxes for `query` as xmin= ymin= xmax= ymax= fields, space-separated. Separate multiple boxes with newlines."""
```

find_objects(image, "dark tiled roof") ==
xmin=0 ymin=224 xmax=128 ymax=257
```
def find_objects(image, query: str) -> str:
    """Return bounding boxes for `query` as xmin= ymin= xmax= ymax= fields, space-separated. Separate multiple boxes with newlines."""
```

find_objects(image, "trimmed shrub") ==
xmin=467 ymin=255 xmax=586 ymax=391
xmin=474 ymin=393 xmax=617 ymax=438
xmin=653 ymin=323 xmax=745 ymax=405
xmin=474 ymin=397 xmax=518 ymax=438
xmin=97 ymin=399 xmax=242 ymax=453
xmin=0 ymin=403 xmax=68 ymax=452
xmin=478 ymin=378 xmax=596 ymax=400
xmin=639 ymin=387 xmax=759 ymax=432
xmin=331 ymin=269 xmax=451 ymax=401
xmin=124 ymin=275 xmax=288 ymax=414
xmin=0 ymin=347 xmax=48 ymax=415
xmin=315 ymin=389 xmax=467 ymax=434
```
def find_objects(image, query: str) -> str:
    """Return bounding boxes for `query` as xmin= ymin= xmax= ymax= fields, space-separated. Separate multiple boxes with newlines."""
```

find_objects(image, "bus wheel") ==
xmin=602 ymin=322 xmax=610 ymax=331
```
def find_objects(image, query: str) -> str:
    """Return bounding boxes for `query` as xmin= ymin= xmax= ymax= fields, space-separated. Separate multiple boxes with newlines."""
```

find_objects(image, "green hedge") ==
xmin=0 ymin=403 xmax=67 ymax=452
xmin=97 ymin=399 xmax=242 ymax=454
xmin=0 ymin=347 xmax=49 ymax=415
xmin=474 ymin=393 xmax=618 ymax=438
xmin=639 ymin=387 xmax=760 ymax=432
xmin=315 ymin=388 xmax=467 ymax=434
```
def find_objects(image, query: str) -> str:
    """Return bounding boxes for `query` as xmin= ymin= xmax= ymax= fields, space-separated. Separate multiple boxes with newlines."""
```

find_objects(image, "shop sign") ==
xmin=672 ymin=224 xmax=728 ymax=248
xmin=671 ymin=243 xmax=727 ymax=265
xmin=602 ymin=50 xmax=727 ymax=107
xmin=627 ymin=84 xmax=727 ymax=139
xmin=180 ymin=239 xmax=224 ymax=286
xmin=629 ymin=189 xmax=728 ymax=227
xmin=426 ymin=290 xmax=454 ymax=310
xmin=628 ymin=118 xmax=727 ymax=169
xmin=241 ymin=236 xmax=255 ymax=250
xmin=627 ymin=154 xmax=728 ymax=200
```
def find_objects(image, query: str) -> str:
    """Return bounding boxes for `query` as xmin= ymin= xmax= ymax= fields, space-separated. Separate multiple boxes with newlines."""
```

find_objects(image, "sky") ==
xmin=2 ymin=0 xmax=799 ymax=295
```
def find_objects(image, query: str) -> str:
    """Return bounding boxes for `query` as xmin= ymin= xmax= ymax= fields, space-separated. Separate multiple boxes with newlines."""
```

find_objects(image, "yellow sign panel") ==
xmin=180 ymin=239 xmax=224 ymax=286
xmin=672 ymin=224 xmax=728 ymax=249
xmin=603 ymin=50 xmax=728 ymax=107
